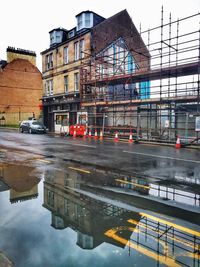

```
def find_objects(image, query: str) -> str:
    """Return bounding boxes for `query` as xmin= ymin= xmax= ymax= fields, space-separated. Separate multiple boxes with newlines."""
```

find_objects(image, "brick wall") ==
xmin=0 ymin=58 xmax=42 ymax=124
xmin=91 ymin=10 xmax=150 ymax=71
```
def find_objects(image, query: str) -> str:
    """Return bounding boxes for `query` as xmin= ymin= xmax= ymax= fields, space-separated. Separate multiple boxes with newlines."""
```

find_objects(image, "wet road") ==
xmin=0 ymin=129 xmax=200 ymax=267
xmin=0 ymin=129 xmax=200 ymax=182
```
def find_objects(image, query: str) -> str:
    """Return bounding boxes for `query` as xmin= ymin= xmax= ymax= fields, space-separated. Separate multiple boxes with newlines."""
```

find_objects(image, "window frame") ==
xmin=45 ymin=79 xmax=53 ymax=96
xmin=79 ymin=39 xmax=85 ymax=59
xmin=46 ymin=53 xmax=53 ymax=70
xmin=85 ymin=13 xmax=91 ymax=28
xmin=77 ymin=14 xmax=83 ymax=30
xmin=74 ymin=41 xmax=79 ymax=61
xmin=64 ymin=75 xmax=69 ymax=93
xmin=63 ymin=46 xmax=69 ymax=64
xmin=74 ymin=73 xmax=79 ymax=92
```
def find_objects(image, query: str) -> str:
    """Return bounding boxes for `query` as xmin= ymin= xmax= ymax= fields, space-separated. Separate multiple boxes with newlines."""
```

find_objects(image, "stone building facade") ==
xmin=41 ymin=10 xmax=149 ymax=133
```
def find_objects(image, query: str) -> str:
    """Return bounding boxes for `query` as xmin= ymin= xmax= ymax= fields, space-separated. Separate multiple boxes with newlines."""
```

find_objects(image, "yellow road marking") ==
xmin=36 ymin=159 xmax=51 ymax=164
xmin=139 ymin=213 xmax=200 ymax=237
xmin=105 ymin=228 xmax=181 ymax=267
xmin=186 ymin=252 xmax=200 ymax=260
xmin=115 ymin=178 xmax=150 ymax=190
xmin=68 ymin=166 xmax=91 ymax=174
xmin=30 ymin=156 xmax=44 ymax=160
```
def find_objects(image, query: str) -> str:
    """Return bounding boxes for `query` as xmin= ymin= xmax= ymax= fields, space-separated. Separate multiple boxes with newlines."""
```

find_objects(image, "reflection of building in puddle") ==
xmin=0 ymin=179 xmax=10 ymax=192
xmin=43 ymin=168 xmax=200 ymax=266
xmin=114 ymin=176 xmax=200 ymax=207
xmin=0 ymin=164 xmax=40 ymax=203
xmin=60 ymin=166 xmax=200 ymax=208
xmin=43 ymin=169 xmax=140 ymax=249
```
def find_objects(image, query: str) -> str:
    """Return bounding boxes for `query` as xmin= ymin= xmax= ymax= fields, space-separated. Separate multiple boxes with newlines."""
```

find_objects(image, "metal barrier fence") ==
xmin=81 ymin=111 xmax=200 ymax=144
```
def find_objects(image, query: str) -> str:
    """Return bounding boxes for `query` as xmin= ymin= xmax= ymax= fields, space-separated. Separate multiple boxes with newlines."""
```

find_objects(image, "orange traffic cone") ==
xmin=99 ymin=130 xmax=103 ymax=140
xmin=83 ymin=129 xmax=87 ymax=138
xmin=73 ymin=130 xmax=76 ymax=139
xmin=129 ymin=131 xmax=133 ymax=143
xmin=114 ymin=132 xmax=119 ymax=142
xmin=88 ymin=129 xmax=92 ymax=138
xmin=175 ymin=135 xmax=181 ymax=149
xmin=94 ymin=129 xmax=98 ymax=139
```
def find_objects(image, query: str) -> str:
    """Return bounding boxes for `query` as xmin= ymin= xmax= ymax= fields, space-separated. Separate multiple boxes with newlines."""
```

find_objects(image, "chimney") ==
xmin=6 ymin=47 xmax=36 ymax=66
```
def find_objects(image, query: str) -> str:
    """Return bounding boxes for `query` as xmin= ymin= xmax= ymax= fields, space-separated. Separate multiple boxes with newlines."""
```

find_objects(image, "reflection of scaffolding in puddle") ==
xmin=149 ymin=184 xmax=200 ymax=206
xmin=115 ymin=178 xmax=200 ymax=207
xmin=105 ymin=212 xmax=200 ymax=267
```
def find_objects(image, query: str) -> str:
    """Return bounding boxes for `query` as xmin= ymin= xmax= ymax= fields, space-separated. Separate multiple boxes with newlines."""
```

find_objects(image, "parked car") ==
xmin=20 ymin=120 xmax=46 ymax=134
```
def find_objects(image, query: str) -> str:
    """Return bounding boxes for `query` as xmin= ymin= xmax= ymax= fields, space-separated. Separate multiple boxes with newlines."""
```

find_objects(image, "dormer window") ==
xmin=49 ymin=28 xmax=67 ymax=46
xmin=50 ymin=30 xmax=62 ymax=46
xmin=68 ymin=30 xmax=75 ymax=38
xmin=76 ymin=12 xmax=93 ymax=31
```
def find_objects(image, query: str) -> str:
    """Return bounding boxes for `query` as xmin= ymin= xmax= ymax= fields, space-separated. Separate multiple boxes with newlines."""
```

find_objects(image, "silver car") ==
xmin=20 ymin=120 xmax=46 ymax=134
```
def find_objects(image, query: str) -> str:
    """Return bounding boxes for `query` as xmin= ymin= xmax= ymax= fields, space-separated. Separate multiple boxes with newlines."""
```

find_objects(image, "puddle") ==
xmin=0 ymin=163 xmax=199 ymax=267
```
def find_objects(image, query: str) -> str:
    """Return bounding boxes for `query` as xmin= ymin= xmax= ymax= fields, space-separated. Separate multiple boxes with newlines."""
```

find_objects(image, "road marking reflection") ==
xmin=128 ymin=219 xmax=199 ymax=250
xmin=139 ymin=213 xmax=200 ymax=237
xmin=68 ymin=166 xmax=91 ymax=174
xmin=36 ymin=159 xmax=51 ymax=163
xmin=115 ymin=178 xmax=150 ymax=190
xmin=105 ymin=228 xmax=181 ymax=267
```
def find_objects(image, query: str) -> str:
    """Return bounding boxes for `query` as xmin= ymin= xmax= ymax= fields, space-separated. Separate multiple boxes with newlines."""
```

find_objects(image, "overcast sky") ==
xmin=0 ymin=0 xmax=199 ymax=71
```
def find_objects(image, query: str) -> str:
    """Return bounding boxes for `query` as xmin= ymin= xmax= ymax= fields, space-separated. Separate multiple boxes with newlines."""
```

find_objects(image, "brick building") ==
xmin=41 ymin=10 xmax=149 ymax=133
xmin=0 ymin=47 xmax=42 ymax=126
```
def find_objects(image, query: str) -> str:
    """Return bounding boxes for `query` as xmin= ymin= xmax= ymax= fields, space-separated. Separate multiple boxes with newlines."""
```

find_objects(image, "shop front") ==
xmin=54 ymin=112 xmax=69 ymax=134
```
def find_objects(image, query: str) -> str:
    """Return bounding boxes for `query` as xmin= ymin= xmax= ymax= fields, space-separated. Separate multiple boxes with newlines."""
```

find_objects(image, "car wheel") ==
xmin=29 ymin=128 xmax=32 ymax=134
xmin=20 ymin=128 xmax=23 ymax=133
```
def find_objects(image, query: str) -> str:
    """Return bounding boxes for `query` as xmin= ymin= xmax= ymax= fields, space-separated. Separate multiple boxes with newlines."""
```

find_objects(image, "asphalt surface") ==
xmin=0 ymin=128 xmax=200 ymax=182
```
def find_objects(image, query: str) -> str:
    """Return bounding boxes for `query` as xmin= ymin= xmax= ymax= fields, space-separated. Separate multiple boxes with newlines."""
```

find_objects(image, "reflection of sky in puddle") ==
xmin=0 ymin=165 xmax=200 ymax=267
xmin=0 ymin=180 xmax=163 ymax=267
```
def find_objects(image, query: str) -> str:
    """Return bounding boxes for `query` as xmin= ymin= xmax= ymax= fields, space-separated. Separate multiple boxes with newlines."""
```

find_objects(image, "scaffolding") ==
xmin=80 ymin=8 xmax=200 ymax=144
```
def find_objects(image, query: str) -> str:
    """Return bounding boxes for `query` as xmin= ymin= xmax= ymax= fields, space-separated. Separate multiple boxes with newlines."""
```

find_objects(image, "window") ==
xmin=74 ymin=73 xmax=79 ymax=91
xmin=56 ymin=32 xmax=61 ymax=43
xmin=64 ymin=76 xmax=68 ymax=93
xmin=68 ymin=30 xmax=75 ymax=38
xmin=74 ymin=42 xmax=79 ymax=61
xmin=50 ymin=33 xmax=54 ymax=46
xmin=79 ymin=39 xmax=85 ymax=59
xmin=63 ymin=46 xmax=68 ymax=64
xmin=64 ymin=198 xmax=69 ymax=215
xmin=45 ymin=79 xmax=53 ymax=96
xmin=77 ymin=15 xmax=83 ymax=30
xmin=85 ymin=13 xmax=90 ymax=28
xmin=47 ymin=190 xmax=54 ymax=207
xmin=46 ymin=53 xmax=53 ymax=70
